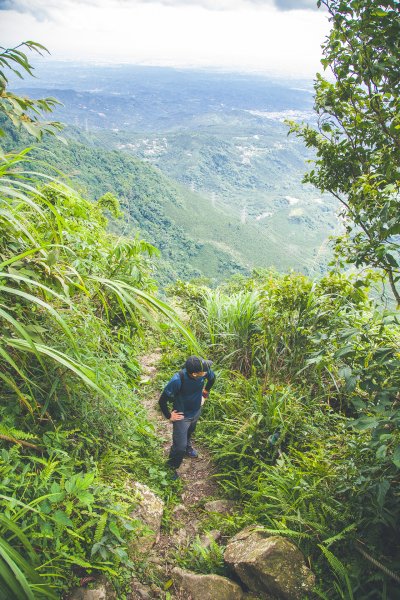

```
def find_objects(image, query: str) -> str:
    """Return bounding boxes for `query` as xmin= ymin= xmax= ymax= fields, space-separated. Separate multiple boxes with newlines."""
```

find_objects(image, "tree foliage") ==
xmin=0 ymin=42 xmax=62 ymax=154
xmin=290 ymin=0 xmax=400 ymax=305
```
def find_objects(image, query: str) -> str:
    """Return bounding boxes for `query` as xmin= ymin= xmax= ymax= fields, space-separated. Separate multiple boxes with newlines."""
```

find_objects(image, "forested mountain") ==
xmin=10 ymin=64 xmax=338 ymax=280
xmin=2 ymin=124 xmax=245 ymax=283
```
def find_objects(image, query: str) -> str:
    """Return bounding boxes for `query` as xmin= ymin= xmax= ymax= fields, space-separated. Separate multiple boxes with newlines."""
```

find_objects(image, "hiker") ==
xmin=159 ymin=356 xmax=216 ymax=478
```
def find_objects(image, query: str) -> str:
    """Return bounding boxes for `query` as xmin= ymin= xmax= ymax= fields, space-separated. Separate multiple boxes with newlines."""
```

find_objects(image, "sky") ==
xmin=0 ymin=0 xmax=330 ymax=77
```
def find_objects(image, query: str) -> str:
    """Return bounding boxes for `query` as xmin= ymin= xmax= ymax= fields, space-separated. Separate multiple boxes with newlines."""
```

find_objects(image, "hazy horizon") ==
xmin=1 ymin=0 xmax=330 ymax=78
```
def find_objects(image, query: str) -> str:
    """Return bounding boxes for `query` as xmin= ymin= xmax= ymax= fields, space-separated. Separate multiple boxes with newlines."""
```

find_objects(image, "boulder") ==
xmin=69 ymin=590 xmax=107 ymax=600
xmin=224 ymin=526 xmax=315 ymax=600
xmin=127 ymin=481 xmax=164 ymax=553
xmin=69 ymin=579 xmax=116 ymax=600
xmin=171 ymin=503 xmax=188 ymax=518
xmin=172 ymin=527 xmax=190 ymax=547
xmin=204 ymin=499 xmax=236 ymax=514
xmin=172 ymin=567 xmax=244 ymax=600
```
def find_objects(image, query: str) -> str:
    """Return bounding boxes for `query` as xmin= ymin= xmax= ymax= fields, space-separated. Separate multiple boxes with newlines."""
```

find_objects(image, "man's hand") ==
xmin=170 ymin=410 xmax=184 ymax=422
xmin=201 ymin=390 xmax=209 ymax=406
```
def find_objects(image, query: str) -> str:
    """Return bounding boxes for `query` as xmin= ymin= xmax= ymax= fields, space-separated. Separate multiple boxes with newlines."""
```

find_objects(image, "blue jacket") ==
xmin=159 ymin=367 xmax=216 ymax=418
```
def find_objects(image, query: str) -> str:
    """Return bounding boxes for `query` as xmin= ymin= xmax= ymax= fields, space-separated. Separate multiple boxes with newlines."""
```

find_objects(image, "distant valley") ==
xmin=12 ymin=63 xmax=339 ymax=282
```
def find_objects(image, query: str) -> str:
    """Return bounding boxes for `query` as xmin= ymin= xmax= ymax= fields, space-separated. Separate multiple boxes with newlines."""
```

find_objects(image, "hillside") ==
xmin=3 ymin=125 xmax=336 ymax=283
xmin=11 ymin=64 xmax=339 ymax=279
xmin=2 ymin=128 xmax=246 ymax=283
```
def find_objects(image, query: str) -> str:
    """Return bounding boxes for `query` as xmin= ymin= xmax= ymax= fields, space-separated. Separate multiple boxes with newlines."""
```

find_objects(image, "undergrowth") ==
xmin=167 ymin=272 xmax=400 ymax=599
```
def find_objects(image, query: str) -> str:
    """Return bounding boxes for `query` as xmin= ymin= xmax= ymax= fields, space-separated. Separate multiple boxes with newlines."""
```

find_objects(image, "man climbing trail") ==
xmin=158 ymin=356 xmax=216 ymax=479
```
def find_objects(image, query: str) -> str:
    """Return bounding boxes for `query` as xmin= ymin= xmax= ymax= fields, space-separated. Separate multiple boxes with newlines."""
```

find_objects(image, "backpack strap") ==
xmin=179 ymin=369 xmax=185 ymax=388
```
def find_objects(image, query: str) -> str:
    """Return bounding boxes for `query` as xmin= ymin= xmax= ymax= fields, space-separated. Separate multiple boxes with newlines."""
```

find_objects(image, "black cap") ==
xmin=185 ymin=356 xmax=213 ymax=374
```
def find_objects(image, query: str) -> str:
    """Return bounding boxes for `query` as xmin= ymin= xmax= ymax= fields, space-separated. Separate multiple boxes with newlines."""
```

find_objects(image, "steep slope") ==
xmin=3 ymin=127 xmax=246 ymax=283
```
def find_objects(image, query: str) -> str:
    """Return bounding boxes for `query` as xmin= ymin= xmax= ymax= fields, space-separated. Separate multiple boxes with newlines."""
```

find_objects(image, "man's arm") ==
xmin=158 ymin=391 xmax=172 ymax=419
xmin=204 ymin=369 xmax=216 ymax=393
xmin=159 ymin=374 xmax=183 ymax=420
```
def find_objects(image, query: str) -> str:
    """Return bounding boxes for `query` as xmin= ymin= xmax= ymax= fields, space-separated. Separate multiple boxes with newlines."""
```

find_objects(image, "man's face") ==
xmin=189 ymin=371 xmax=207 ymax=379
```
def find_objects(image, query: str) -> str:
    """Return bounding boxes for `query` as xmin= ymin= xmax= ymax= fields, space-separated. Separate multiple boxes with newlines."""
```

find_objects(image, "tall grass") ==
xmin=200 ymin=289 xmax=261 ymax=375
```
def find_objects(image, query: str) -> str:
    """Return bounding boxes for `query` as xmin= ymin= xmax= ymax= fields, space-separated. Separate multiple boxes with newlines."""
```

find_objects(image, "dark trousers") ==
xmin=167 ymin=408 xmax=201 ymax=469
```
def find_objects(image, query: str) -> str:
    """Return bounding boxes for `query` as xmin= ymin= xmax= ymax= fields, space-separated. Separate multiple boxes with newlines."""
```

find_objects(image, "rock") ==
xmin=68 ymin=576 xmax=117 ymax=600
xmin=204 ymin=499 xmax=236 ymax=514
xmin=150 ymin=583 xmax=162 ymax=594
xmin=172 ymin=567 xmax=244 ymax=600
xmin=178 ymin=461 xmax=192 ymax=475
xmin=135 ymin=585 xmax=153 ymax=600
xmin=171 ymin=503 xmax=188 ymax=518
xmin=173 ymin=527 xmax=189 ymax=547
xmin=131 ymin=579 xmax=154 ymax=600
xmin=224 ymin=526 xmax=315 ymax=600
xmin=199 ymin=529 xmax=221 ymax=549
xmin=127 ymin=481 xmax=164 ymax=553
xmin=68 ymin=582 xmax=116 ymax=600
xmin=69 ymin=590 xmax=105 ymax=600
xmin=147 ymin=553 xmax=164 ymax=565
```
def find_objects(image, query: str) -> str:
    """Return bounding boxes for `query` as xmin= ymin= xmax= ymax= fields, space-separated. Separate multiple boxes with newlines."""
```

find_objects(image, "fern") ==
xmin=40 ymin=459 xmax=59 ymax=486
xmin=76 ymin=518 xmax=98 ymax=535
xmin=0 ymin=424 xmax=37 ymax=441
xmin=94 ymin=512 xmax=108 ymax=544
xmin=64 ymin=501 xmax=74 ymax=518
xmin=262 ymin=526 xmax=313 ymax=540
xmin=318 ymin=544 xmax=354 ymax=600
xmin=323 ymin=524 xmax=357 ymax=548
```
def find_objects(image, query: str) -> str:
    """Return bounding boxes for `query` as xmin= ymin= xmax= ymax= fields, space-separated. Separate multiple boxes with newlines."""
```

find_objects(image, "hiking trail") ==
xmin=130 ymin=349 xmax=225 ymax=600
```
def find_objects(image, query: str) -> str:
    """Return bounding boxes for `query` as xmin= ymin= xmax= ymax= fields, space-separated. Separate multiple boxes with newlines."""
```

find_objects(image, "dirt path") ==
xmin=131 ymin=350 xmax=222 ymax=599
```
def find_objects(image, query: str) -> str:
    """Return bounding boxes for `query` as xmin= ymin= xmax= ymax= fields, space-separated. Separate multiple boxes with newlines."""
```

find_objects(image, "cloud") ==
xmin=0 ymin=0 xmax=67 ymax=19
xmin=273 ymin=0 xmax=319 ymax=9
xmin=1 ymin=0 xmax=327 ymax=76
xmin=0 ymin=0 xmax=104 ymax=19
xmin=138 ymin=0 xmax=320 ymax=8
xmin=0 ymin=0 xmax=321 ymax=15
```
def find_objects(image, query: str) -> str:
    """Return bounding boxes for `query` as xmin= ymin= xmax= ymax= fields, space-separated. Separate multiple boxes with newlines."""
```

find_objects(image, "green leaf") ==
xmin=392 ymin=445 xmax=400 ymax=468
xmin=76 ymin=491 xmax=95 ymax=505
xmin=352 ymin=416 xmax=380 ymax=431
xmin=335 ymin=345 xmax=353 ymax=358
xmin=52 ymin=510 xmax=73 ymax=527
xmin=376 ymin=445 xmax=387 ymax=460
xmin=376 ymin=480 xmax=390 ymax=508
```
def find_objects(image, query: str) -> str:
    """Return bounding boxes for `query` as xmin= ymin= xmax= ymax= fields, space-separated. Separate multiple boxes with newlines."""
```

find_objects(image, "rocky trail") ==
xmin=139 ymin=349 xmax=220 ymax=506
xmin=129 ymin=352 xmax=317 ymax=600
xmin=130 ymin=350 xmax=230 ymax=599
xmin=71 ymin=351 xmax=317 ymax=600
